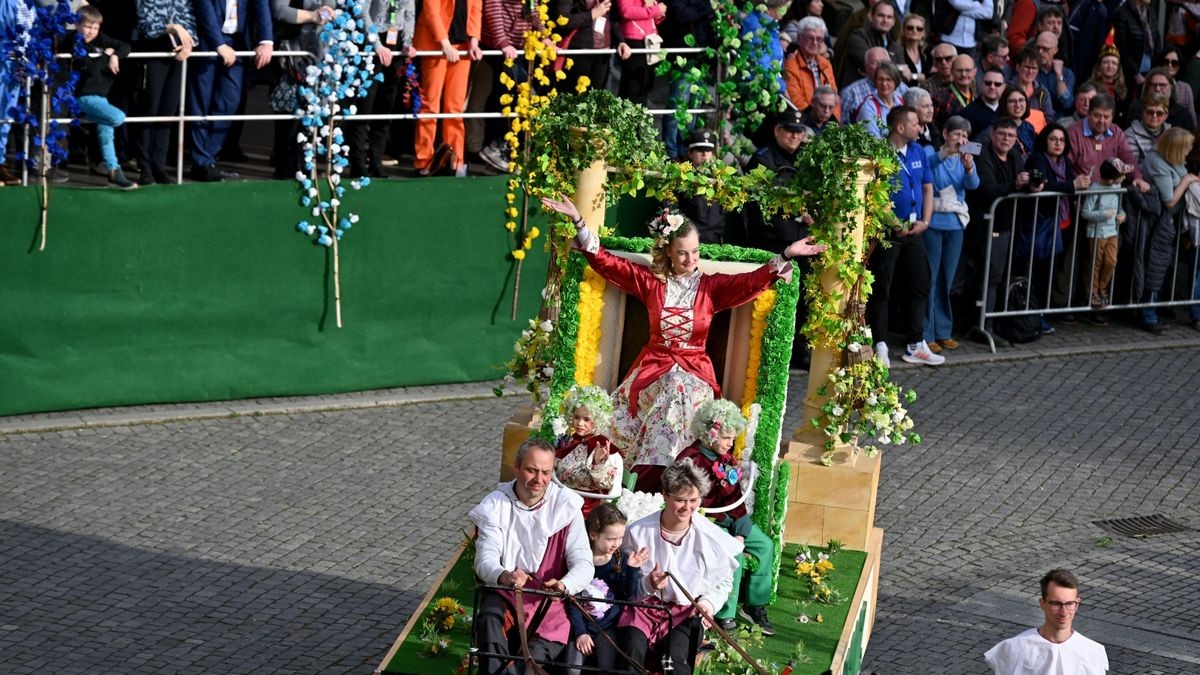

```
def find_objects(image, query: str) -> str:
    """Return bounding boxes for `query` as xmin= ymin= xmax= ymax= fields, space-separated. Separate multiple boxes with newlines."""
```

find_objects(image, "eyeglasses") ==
xmin=934 ymin=55 xmax=954 ymax=62
xmin=983 ymin=81 xmax=1005 ymax=87
xmin=1035 ymin=44 xmax=1055 ymax=52
xmin=1044 ymin=600 xmax=1080 ymax=610
xmin=1047 ymin=135 xmax=1066 ymax=143
xmin=1163 ymin=58 xmax=1180 ymax=66
xmin=1019 ymin=63 xmax=1039 ymax=71
xmin=1145 ymin=108 xmax=1168 ymax=117
xmin=905 ymin=25 xmax=924 ymax=32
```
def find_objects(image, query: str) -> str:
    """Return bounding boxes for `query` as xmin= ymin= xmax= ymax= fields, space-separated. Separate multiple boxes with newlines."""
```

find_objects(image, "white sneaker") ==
xmin=479 ymin=142 xmax=509 ymax=172
xmin=902 ymin=341 xmax=945 ymax=366
xmin=875 ymin=342 xmax=890 ymax=368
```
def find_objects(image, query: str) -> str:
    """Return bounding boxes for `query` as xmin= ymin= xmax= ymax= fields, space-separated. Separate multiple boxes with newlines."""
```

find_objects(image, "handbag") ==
xmin=643 ymin=32 xmax=663 ymax=66
xmin=631 ymin=18 xmax=664 ymax=66
xmin=269 ymin=76 xmax=300 ymax=114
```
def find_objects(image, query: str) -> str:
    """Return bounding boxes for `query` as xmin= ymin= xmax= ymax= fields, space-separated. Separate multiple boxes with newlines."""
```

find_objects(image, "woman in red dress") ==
xmin=541 ymin=195 xmax=825 ymax=492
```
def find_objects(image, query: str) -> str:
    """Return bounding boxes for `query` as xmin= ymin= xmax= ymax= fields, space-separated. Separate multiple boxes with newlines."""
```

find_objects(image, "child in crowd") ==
xmin=564 ymin=503 xmax=647 ymax=675
xmin=74 ymin=5 xmax=135 ymax=189
xmin=552 ymin=385 xmax=623 ymax=516
xmin=1080 ymin=158 xmax=1126 ymax=317
xmin=676 ymin=399 xmax=776 ymax=636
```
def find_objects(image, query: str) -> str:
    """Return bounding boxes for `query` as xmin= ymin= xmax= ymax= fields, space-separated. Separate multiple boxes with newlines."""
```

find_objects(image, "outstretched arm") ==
xmin=540 ymin=195 xmax=583 ymax=227
xmin=783 ymin=236 xmax=827 ymax=259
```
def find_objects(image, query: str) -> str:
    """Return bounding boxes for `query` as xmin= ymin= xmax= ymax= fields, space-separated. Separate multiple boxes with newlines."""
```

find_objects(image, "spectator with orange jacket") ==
xmin=784 ymin=16 xmax=839 ymax=118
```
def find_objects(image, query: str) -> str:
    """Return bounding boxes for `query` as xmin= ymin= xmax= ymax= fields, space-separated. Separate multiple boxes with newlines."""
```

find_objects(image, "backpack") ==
xmin=993 ymin=276 xmax=1043 ymax=344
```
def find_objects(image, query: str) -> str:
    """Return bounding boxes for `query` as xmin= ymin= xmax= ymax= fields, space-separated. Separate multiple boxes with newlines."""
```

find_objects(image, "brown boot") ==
xmin=0 ymin=164 xmax=21 ymax=186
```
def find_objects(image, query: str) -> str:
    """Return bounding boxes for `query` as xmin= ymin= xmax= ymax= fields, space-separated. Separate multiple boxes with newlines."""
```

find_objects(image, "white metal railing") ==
xmin=975 ymin=186 xmax=1200 ymax=351
xmin=5 ymin=46 xmax=717 ymax=185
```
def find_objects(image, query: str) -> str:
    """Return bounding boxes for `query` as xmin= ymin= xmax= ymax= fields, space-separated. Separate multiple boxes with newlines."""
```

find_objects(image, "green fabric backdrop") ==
xmin=0 ymin=178 xmax=659 ymax=416
xmin=0 ymin=178 xmax=535 ymax=415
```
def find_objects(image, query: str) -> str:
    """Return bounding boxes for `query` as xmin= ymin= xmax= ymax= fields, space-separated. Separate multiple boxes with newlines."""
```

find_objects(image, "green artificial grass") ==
xmin=726 ymin=544 xmax=867 ymax=674
xmin=381 ymin=542 xmax=868 ymax=674
xmin=383 ymin=541 xmax=479 ymax=674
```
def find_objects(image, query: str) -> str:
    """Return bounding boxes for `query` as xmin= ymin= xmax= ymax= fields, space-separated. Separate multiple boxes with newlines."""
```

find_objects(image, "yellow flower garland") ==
xmin=501 ymin=5 xmax=589 ymax=259
xmin=734 ymin=289 xmax=775 ymax=459
xmin=573 ymin=267 xmax=606 ymax=385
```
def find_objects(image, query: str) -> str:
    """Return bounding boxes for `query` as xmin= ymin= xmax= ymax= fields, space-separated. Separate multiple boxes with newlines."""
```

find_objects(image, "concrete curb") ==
xmin=3 ymin=334 xmax=1198 ymax=435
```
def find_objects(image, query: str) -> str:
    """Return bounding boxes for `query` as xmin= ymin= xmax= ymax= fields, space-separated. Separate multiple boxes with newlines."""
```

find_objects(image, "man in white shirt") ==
xmin=470 ymin=438 xmax=595 ymax=674
xmin=985 ymin=569 xmax=1109 ymax=674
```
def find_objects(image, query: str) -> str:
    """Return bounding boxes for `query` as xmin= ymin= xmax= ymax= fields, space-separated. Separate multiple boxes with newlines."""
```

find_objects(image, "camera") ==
xmin=1028 ymin=168 xmax=1044 ymax=186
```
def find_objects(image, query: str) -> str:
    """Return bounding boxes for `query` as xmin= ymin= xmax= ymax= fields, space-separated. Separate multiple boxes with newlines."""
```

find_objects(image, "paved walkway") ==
xmin=1 ymin=322 xmax=1198 ymax=673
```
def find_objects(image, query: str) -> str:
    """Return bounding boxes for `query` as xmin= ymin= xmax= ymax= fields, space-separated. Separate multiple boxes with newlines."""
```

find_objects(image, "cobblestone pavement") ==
xmin=2 ymin=346 xmax=1198 ymax=673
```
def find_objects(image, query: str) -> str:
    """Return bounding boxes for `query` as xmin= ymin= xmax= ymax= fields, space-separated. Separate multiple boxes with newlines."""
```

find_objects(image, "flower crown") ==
xmin=648 ymin=209 xmax=689 ymax=244
xmin=552 ymin=384 xmax=615 ymax=436
xmin=689 ymin=399 xmax=748 ymax=447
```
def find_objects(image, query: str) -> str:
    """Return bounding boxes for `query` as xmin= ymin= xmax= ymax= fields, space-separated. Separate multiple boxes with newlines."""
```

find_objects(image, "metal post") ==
xmin=177 ymin=56 xmax=188 ymax=184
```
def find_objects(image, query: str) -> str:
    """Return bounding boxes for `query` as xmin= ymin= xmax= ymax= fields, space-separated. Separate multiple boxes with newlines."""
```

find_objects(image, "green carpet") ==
xmin=380 ymin=541 xmax=867 ymax=674
xmin=0 ymin=179 xmax=659 ymax=416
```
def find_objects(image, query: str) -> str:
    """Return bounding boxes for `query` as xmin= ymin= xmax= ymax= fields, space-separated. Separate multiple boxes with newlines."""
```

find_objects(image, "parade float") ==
xmin=376 ymin=87 xmax=915 ymax=674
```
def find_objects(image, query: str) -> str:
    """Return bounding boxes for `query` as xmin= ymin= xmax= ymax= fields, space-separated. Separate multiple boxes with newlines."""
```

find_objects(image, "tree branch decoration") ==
xmin=1 ymin=0 xmax=84 ymax=251
xmin=292 ymin=0 xmax=379 ymax=328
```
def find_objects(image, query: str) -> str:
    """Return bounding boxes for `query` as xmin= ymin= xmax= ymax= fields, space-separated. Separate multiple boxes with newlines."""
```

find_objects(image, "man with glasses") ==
xmin=1034 ymin=31 xmax=1075 ymax=118
xmin=961 ymin=67 xmax=1006 ymax=142
xmin=933 ymin=54 xmax=975 ymax=128
xmin=967 ymin=118 xmax=1038 ymax=335
xmin=784 ymin=16 xmax=839 ymax=117
xmin=925 ymin=43 xmax=958 ymax=97
xmin=802 ymin=86 xmax=840 ymax=135
xmin=974 ymin=34 xmax=1010 ymax=90
xmin=985 ymin=569 xmax=1109 ymax=674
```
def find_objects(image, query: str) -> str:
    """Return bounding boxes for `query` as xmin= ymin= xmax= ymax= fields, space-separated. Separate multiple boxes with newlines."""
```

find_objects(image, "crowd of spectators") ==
xmin=4 ymin=0 xmax=1200 ymax=347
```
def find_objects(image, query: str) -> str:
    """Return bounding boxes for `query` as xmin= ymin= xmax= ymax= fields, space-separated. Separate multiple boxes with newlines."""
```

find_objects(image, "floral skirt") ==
xmin=610 ymin=366 xmax=713 ymax=471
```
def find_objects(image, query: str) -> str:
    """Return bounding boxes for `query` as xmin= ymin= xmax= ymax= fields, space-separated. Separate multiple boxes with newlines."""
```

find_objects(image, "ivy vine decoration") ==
xmin=1 ymin=0 xmax=84 ymax=250
xmin=292 ymin=0 xmax=379 ymax=328
xmin=660 ymin=1 xmax=788 ymax=152
xmin=792 ymin=123 xmax=920 ymax=464
xmin=524 ymin=90 xmax=664 ymax=248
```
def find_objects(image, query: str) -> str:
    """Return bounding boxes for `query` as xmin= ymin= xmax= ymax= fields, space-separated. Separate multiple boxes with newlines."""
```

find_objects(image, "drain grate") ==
xmin=1093 ymin=514 xmax=1193 ymax=538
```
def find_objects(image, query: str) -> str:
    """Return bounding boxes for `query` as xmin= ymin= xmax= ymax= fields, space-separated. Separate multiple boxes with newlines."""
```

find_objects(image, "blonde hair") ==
xmin=1156 ymin=127 xmax=1195 ymax=166
xmin=902 ymin=15 xmax=927 ymax=50
xmin=649 ymin=220 xmax=699 ymax=278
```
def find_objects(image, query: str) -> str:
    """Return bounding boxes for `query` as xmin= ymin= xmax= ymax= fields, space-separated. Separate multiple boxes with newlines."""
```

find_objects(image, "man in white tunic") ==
xmin=470 ymin=439 xmax=595 ymax=674
xmin=985 ymin=569 xmax=1109 ymax=674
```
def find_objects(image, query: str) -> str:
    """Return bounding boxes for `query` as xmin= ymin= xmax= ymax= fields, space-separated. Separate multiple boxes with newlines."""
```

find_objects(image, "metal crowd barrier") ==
xmin=3 ymin=46 xmax=716 ymax=186
xmin=975 ymin=186 xmax=1200 ymax=352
